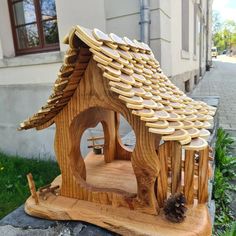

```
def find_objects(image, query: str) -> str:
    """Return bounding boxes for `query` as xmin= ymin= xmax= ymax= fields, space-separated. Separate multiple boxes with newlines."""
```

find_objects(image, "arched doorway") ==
xmin=69 ymin=106 xmax=137 ymax=194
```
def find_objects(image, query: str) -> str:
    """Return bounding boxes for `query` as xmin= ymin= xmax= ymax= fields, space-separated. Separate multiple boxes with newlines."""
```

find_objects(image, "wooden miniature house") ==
xmin=19 ymin=25 xmax=216 ymax=235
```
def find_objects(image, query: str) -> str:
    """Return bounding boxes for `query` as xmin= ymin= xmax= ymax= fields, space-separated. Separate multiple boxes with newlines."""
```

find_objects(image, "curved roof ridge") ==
xmin=19 ymin=25 xmax=216 ymax=149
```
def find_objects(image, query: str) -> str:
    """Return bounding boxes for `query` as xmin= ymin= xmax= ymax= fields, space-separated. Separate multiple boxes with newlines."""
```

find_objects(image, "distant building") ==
xmin=0 ymin=0 xmax=213 ymax=158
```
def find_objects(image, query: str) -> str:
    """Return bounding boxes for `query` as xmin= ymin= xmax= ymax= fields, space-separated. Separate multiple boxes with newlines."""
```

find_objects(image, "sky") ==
xmin=213 ymin=0 xmax=236 ymax=22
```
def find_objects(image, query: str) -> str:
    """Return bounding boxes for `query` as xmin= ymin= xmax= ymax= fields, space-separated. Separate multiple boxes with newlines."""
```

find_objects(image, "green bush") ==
xmin=215 ymin=128 xmax=236 ymax=180
xmin=213 ymin=128 xmax=236 ymax=235
xmin=224 ymin=222 xmax=236 ymax=236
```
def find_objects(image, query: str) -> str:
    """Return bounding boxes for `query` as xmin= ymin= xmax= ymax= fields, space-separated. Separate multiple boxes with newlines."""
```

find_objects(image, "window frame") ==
xmin=181 ymin=0 xmax=189 ymax=53
xmin=8 ymin=0 xmax=59 ymax=55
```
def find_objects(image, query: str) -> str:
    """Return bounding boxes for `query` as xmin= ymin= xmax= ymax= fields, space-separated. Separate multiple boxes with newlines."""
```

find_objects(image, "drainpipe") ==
xmin=198 ymin=3 xmax=203 ymax=77
xmin=0 ymin=40 xmax=3 ymax=59
xmin=206 ymin=0 xmax=210 ymax=70
xmin=139 ymin=0 xmax=150 ymax=45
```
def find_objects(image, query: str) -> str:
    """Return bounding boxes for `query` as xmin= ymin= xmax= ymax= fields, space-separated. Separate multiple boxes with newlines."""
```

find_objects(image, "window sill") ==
xmin=181 ymin=50 xmax=190 ymax=60
xmin=0 ymin=51 xmax=63 ymax=68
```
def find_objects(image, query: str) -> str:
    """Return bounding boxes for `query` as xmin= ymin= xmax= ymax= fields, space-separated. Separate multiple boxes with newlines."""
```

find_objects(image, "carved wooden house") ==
xmin=19 ymin=25 xmax=216 ymax=235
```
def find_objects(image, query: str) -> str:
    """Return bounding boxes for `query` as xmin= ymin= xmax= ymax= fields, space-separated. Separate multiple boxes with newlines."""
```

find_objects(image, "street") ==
xmin=192 ymin=55 xmax=236 ymax=132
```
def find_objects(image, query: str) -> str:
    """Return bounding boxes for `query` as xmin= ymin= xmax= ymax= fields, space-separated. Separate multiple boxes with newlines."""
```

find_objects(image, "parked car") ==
xmin=222 ymin=49 xmax=227 ymax=54
xmin=211 ymin=47 xmax=218 ymax=58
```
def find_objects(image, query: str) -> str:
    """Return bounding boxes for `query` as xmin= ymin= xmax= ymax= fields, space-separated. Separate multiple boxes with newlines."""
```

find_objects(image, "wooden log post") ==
xmin=114 ymin=113 xmax=132 ymax=161
xmin=184 ymin=150 xmax=195 ymax=204
xmin=131 ymin=120 xmax=161 ymax=215
xmin=157 ymin=142 xmax=169 ymax=207
xmin=198 ymin=146 xmax=209 ymax=203
xmin=170 ymin=141 xmax=182 ymax=194
xmin=27 ymin=173 xmax=39 ymax=205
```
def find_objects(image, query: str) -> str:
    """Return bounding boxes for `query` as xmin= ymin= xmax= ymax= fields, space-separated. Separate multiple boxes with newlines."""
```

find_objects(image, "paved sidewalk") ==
xmin=192 ymin=55 xmax=236 ymax=131
xmin=192 ymin=55 xmax=236 ymax=216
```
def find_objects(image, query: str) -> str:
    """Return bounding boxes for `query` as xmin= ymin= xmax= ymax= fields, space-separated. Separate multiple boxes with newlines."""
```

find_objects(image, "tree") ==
xmin=223 ymin=20 xmax=236 ymax=49
xmin=212 ymin=11 xmax=222 ymax=34
xmin=212 ymin=11 xmax=236 ymax=53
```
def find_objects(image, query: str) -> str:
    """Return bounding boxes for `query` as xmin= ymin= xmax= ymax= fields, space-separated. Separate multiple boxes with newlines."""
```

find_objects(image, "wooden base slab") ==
xmin=25 ymin=153 xmax=211 ymax=235
xmin=25 ymin=193 xmax=211 ymax=236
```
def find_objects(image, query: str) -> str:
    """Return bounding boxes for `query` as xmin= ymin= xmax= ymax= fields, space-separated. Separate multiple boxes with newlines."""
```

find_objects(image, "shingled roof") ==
xmin=19 ymin=25 xmax=216 ymax=150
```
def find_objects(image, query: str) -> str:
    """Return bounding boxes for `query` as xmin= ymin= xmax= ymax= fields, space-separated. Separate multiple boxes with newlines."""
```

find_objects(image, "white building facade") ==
xmin=0 ymin=0 xmax=213 ymax=158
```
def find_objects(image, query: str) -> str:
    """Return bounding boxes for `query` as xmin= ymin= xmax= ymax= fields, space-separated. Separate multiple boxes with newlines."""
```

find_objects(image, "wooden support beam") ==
xmin=168 ymin=185 xmax=198 ymax=198
xmin=87 ymin=144 xmax=104 ymax=149
xmin=184 ymin=150 xmax=195 ymax=204
xmin=157 ymin=142 xmax=169 ymax=207
xmin=168 ymin=159 xmax=199 ymax=176
xmin=198 ymin=146 xmax=209 ymax=203
xmin=87 ymin=136 xmax=104 ymax=141
xmin=39 ymin=184 xmax=60 ymax=200
xmin=170 ymin=141 xmax=182 ymax=194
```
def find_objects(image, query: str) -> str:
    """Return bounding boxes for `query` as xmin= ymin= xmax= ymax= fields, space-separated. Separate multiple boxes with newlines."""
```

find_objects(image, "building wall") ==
xmin=0 ymin=0 xmax=15 ymax=57
xmin=0 ymin=0 xmax=212 ymax=158
xmin=104 ymin=0 xmax=210 ymax=91
xmin=0 ymin=83 xmax=55 ymax=159
xmin=0 ymin=0 xmax=107 ymax=159
xmin=0 ymin=52 xmax=131 ymax=159
xmin=151 ymin=0 xmax=171 ymax=77
xmin=55 ymin=0 xmax=106 ymax=51
xmin=105 ymin=0 xmax=172 ymax=76
xmin=170 ymin=0 xmax=201 ymax=91
xmin=0 ymin=54 xmax=61 ymax=159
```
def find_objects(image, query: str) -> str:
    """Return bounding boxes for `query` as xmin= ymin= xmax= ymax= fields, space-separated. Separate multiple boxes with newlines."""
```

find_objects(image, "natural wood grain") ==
xmin=184 ymin=150 xmax=195 ymax=204
xmin=85 ymin=152 xmax=136 ymax=193
xmin=19 ymin=25 xmax=216 ymax=148
xmin=53 ymin=59 xmax=160 ymax=215
xmin=198 ymin=147 xmax=209 ymax=203
xmin=20 ymin=25 xmax=214 ymax=235
xmin=25 ymin=191 xmax=212 ymax=236
xmin=170 ymin=141 xmax=182 ymax=194
xmin=157 ymin=142 xmax=169 ymax=207
xmin=27 ymin=173 xmax=39 ymax=205
xmin=35 ymin=118 xmax=55 ymax=131
xmin=156 ymin=142 xmax=170 ymax=207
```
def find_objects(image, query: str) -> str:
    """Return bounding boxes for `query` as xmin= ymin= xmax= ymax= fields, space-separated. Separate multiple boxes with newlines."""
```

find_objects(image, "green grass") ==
xmin=0 ymin=152 xmax=60 ymax=219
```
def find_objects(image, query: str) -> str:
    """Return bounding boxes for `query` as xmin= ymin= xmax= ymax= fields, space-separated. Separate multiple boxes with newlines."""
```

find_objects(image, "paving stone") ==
xmin=192 ymin=57 xmax=236 ymax=145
